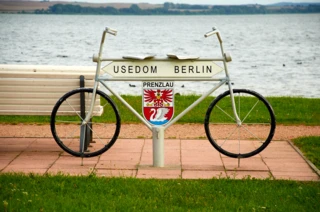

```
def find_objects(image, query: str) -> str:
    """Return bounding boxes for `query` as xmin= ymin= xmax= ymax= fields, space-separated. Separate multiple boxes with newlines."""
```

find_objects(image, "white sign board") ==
xmin=102 ymin=60 xmax=223 ymax=78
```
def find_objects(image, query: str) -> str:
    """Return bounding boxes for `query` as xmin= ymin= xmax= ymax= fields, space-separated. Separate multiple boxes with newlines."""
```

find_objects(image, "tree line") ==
xmin=33 ymin=3 xmax=320 ymax=15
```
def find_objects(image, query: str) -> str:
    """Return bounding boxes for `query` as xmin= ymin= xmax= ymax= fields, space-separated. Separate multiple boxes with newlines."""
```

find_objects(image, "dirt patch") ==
xmin=0 ymin=123 xmax=319 ymax=141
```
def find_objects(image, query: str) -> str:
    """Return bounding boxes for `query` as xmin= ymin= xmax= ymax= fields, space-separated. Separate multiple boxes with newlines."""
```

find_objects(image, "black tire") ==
xmin=204 ymin=89 xmax=276 ymax=158
xmin=51 ymin=88 xmax=121 ymax=157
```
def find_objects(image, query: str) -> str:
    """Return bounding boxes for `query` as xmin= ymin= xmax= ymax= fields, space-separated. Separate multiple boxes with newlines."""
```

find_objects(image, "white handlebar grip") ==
xmin=204 ymin=27 xmax=222 ymax=43
xmin=204 ymin=31 xmax=216 ymax=38
xmin=204 ymin=27 xmax=218 ymax=37
xmin=106 ymin=27 xmax=117 ymax=36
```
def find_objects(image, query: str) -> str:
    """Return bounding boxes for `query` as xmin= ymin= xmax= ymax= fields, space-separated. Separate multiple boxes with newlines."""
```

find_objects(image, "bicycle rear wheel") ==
xmin=51 ymin=88 xmax=121 ymax=157
xmin=204 ymin=89 xmax=276 ymax=158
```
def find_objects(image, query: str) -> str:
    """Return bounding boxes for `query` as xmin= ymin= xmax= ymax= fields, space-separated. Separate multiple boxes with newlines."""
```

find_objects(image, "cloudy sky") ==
xmin=56 ymin=0 xmax=320 ymax=5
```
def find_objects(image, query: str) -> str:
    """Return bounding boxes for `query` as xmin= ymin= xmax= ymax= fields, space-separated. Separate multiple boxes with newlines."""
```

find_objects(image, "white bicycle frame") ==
xmin=82 ymin=27 xmax=241 ymax=167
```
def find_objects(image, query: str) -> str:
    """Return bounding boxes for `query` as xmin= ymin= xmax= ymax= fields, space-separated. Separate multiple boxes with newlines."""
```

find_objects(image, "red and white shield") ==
xmin=143 ymin=82 xmax=174 ymax=126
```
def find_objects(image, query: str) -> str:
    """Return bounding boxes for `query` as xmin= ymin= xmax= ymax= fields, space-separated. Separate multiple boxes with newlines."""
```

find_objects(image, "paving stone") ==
xmin=0 ymin=160 xmax=12 ymax=170
xmin=48 ymin=168 xmax=95 ymax=176
xmin=272 ymin=172 xmax=320 ymax=181
xmin=182 ymin=170 xmax=226 ymax=179
xmin=2 ymin=167 xmax=47 ymax=175
xmin=137 ymin=169 xmax=181 ymax=179
xmin=8 ymin=159 xmax=55 ymax=169
xmin=223 ymin=157 xmax=269 ymax=171
xmin=99 ymin=152 xmax=141 ymax=161
xmin=182 ymin=164 xmax=225 ymax=171
xmin=0 ymin=138 xmax=35 ymax=145
xmin=18 ymin=151 xmax=60 ymax=160
xmin=97 ymin=169 xmax=137 ymax=178
xmin=109 ymin=139 xmax=144 ymax=152
xmin=226 ymin=171 xmax=272 ymax=180
xmin=96 ymin=160 xmax=138 ymax=170
xmin=0 ymin=145 xmax=29 ymax=152
xmin=263 ymin=157 xmax=306 ymax=163
xmin=181 ymin=139 xmax=213 ymax=150
xmin=267 ymin=162 xmax=314 ymax=172
xmin=0 ymin=152 xmax=20 ymax=160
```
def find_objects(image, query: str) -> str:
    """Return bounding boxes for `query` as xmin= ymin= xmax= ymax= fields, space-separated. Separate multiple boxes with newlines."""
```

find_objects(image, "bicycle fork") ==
xmin=228 ymin=81 xmax=242 ymax=126
xmin=206 ymin=27 xmax=241 ymax=126
xmin=220 ymin=50 xmax=241 ymax=126
xmin=79 ymin=28 xmax=117 ymax=159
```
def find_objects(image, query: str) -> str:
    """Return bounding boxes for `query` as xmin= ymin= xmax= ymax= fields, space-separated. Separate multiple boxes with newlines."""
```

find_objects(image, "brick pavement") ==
xmin=0 ymin=137 xmax=319 ymax=181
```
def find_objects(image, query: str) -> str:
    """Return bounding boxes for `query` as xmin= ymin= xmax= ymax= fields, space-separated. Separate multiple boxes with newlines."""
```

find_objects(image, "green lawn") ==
xmin=1 ymin=174 xmax=319 ymax=211
xmin=293 ymin=136 xmax=320 ymax=169
xmin=0 ymin=95 xmax=319 ymax=125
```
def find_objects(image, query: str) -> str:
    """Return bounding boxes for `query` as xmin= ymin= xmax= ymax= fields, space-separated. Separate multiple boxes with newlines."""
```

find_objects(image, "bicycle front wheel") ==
xmin=51 ymin=88 xmax=121 ymax=157
xmin=204 ymin=89 xmax=276 ymax=158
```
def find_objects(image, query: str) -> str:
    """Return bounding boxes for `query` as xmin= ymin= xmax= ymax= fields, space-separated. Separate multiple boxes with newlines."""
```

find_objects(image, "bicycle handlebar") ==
xmin=98 ymin=27 xmax=117 ymax=58
xmin=106 ymin=27 xmax=117 ymax=36
xmin=95 ymin=26 xmax=226 ymax=63
xmin=204 ymin=27 xmax=222 ymax=43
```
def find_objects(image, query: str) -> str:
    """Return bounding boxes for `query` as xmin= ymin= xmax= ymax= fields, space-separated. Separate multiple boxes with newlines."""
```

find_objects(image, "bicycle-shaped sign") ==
xmin=51 ymin=27 xmax=276 ymax=167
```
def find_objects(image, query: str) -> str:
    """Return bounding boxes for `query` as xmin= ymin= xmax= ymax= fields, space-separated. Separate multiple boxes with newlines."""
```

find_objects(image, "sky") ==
xmin=55 ymin=0 xmax=320 ymax=5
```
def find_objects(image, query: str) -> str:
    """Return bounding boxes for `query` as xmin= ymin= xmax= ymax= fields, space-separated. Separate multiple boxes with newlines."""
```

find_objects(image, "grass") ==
xmin=0 ymin=95 xmax=319 ymax=125
xmin=292 ymin=136 xmax=320 ymax=169
xmin=0 ymin=173 xmax=319 ymax=211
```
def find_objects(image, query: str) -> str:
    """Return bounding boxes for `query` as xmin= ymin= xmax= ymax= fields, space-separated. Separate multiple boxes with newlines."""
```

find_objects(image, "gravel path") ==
xmin=0 ymin=123 xmax=319 ymax=140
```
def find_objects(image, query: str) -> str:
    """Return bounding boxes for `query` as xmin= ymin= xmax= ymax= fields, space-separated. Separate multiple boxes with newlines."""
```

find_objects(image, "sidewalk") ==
xmin=0 ymin=137 xmax=319 ymax=181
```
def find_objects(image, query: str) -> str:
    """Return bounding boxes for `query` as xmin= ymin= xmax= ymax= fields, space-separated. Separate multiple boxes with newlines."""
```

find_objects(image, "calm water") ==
xmin=0 ymin=14 xmax=319 ymax=97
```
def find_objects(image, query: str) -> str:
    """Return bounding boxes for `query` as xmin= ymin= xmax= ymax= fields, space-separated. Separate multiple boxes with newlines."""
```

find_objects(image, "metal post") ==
xmin=79 ymin=75 xmax=88 ymax=153
xmin=80 ymin=75 xmax=93 ymax=151
xmin=80 ymin=75 xmax=85 ymax=117
xmin=152 ymin=126 xmax=165 ymax=167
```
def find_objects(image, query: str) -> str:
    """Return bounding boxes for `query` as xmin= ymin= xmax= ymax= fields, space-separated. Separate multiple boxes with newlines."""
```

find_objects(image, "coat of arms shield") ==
xmin=143 ymin=82 xmax=174 ymax=126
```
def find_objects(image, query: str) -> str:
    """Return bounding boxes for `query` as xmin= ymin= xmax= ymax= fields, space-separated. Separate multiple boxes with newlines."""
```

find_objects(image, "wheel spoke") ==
xmin=241 ymin=99 xmax=260 ymax=124
xmin=216 ymin=105 xmax=237 ymax=122
xmin=237 ymin=92 xmax=241 ymax=119
xmin=55 ymin=120 xmax=81 ymax=124
xmin=65 ymin=99 xmax=84 ymax=122
xmin=67 ymin=126 xmax=81 ymax=140
xmin=241 ymin=123 xmax=269 ymax=143
xmin=85 ymin=122 xmax=107 ymax=146
xmin=219 ymin=124 xmax=239 ymax=147
xmin=238 ymin=126 xmax=241 ymax=154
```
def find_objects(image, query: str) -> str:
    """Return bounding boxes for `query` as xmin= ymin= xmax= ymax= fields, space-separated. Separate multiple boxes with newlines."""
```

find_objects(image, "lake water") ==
xmin=0 ymin=14 xmax=319 ymax=97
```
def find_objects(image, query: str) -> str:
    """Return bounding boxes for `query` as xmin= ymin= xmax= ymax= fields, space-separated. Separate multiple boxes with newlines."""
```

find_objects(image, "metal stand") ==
xmin=152 ymin=126 xmax=165 ymax=167
xmin=80 ymin=75 xmax=93 ymax=150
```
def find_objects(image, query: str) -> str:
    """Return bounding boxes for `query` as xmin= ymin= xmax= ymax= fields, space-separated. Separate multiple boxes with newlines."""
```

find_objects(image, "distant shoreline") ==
xmin=1 ymin=1 xmax=319 ymax=15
